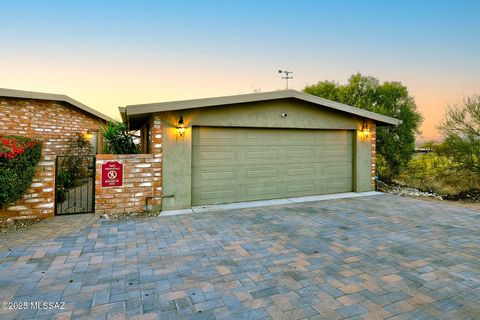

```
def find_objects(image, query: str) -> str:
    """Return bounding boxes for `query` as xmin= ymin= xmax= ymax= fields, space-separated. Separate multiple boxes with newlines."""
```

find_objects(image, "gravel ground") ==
xmin=98 ymin=210 xmax=160 ymax=220
xmin=378 ymin=182 xmax=480 ymax=211
xmin=407 ymin=195 xmax=480 ymax=211
xmin=0 ymin=217 xmax=43 ymax=234
xmin=0 ymin=210 xmax=160 ymax=234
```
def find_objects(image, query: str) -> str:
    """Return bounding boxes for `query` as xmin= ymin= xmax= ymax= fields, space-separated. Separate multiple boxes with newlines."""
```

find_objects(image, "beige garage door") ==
xmin=192 ymin=127 xmax=353 ymax=206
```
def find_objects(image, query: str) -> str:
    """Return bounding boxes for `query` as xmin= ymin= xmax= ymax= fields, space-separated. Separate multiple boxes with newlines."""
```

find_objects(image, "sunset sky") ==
xmin=1 ymin=0 xmax=479 ymax=142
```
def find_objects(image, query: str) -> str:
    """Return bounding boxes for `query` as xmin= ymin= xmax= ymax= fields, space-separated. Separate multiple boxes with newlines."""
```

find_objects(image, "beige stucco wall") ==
xmin=159 ymin=98 xmax=374 ymax=210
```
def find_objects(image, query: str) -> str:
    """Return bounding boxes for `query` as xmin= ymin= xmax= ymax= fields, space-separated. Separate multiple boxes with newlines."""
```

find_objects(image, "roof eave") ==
xmin=124 ymin=89 xmax=401 ymax=126
xmin=118 ymin=106 xmax=127 ymax=123
xmin=0 ymin=88 xmax=115 ymax=123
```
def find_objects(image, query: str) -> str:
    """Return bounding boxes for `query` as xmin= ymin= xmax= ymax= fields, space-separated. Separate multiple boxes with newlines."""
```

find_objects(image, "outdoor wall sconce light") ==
xmin=177 ymin=116 xmax=186 ymax=138
xmin=83 ymin=130 xmax=93 ymax=141
xmin=361 ymin=120 xmax=370 ymax=139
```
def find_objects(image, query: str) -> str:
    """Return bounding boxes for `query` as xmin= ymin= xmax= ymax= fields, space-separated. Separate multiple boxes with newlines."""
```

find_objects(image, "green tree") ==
xmin=304 ymin=74 xmax=423 ymax=179
xmin=438 ymin=95 xmax=480 ymax=174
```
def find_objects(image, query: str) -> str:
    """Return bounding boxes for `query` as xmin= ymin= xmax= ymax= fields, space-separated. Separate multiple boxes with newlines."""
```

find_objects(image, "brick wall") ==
xmin=95 ymin=154 xmax=162 ymax=214
xmin=149 ymin=115 xmax=163 ymax=206
xmin=370 ymin=121 xmax=377 ymax=190
xmin=0 ymin=97 xmax=105 ymax=219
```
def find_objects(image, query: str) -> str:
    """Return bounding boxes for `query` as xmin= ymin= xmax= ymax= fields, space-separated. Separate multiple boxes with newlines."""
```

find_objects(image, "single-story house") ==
xmin=0 ymin=88 xmax=114 ymax=218
xmin=122 ymin=90 xmax=400 ymax=211
xmin=1 ymin=88 xmax=399 ymax=218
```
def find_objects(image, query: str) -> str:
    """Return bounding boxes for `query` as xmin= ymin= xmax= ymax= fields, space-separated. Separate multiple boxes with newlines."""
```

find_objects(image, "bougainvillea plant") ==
xmin=0 ymin=136 xmax=38 ymax=159
xmin=0 ymin=136 xmax=42 ymax=207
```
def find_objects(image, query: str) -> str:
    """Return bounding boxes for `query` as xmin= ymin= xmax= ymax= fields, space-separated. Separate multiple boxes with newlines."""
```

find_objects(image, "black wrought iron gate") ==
xmin=55 ymin=155 xmax=95 ymax=215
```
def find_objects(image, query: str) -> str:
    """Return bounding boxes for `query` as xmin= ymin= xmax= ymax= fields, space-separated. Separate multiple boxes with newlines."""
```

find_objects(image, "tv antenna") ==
xmin=278 ymin=69 xmax=293 ymax=89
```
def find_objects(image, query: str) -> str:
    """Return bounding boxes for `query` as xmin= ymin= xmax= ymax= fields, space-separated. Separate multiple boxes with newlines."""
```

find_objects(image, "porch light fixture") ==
xmin=177 ymin=116 xmax=185 ymax=137
xmin=361 ymin=120 xmax=370 ymax=139
xmin=84 ymin=130 xmax=93 ymax=141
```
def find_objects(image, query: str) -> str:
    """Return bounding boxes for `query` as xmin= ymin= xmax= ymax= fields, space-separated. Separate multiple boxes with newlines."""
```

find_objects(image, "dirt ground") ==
xmin=405 ymin=195 xmax=480 ymax=211
xmin=0 ymin=210 xmax=160 ymax=234
xmin=0 ymin=217 xmax=42 ymax=234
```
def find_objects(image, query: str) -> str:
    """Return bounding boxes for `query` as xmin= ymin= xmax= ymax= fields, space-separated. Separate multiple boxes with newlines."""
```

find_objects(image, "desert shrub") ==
xmin=438 ymin=95 xmax=480 ymax=174
xmin=0 ymin=136 xmax=42 ymax=206
xmin=376 ymin=154 xmax=395 ymax=181
xmin=395 ymin=152 xmax=480 ymax=194
xmin=102 ymin=122 xmax=139 ymax=154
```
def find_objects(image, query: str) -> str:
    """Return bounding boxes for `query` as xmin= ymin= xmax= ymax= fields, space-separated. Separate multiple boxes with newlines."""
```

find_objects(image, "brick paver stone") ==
xmin=0 ymin=195 xmax=479 ymax=319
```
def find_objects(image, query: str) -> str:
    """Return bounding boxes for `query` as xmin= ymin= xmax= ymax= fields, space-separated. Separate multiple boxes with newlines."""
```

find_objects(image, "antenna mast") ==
xmin=278 ymin=69 xmax=293 ymax=89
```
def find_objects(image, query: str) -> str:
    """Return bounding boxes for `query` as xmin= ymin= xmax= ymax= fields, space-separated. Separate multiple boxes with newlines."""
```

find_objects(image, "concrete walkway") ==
xmin=0 ymin=195 xmax=479 ymax=319
xmin=161 ymin=191 xmax=383 ymax=216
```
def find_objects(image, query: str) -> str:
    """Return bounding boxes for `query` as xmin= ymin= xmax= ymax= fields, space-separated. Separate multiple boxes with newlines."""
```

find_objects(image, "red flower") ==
xmin=0 ymin=136 xmax=37 ymax=160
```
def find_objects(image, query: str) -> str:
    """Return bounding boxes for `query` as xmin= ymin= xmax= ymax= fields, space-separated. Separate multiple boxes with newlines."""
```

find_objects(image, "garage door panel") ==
xmin=245 ymin=149 xmax=282 ymax=162
xmin=317 ymin=130 xmax=352 ymax=140
xmin=193 ymin=149 xmax=237 ymax=165
xmin=246 ymin=167 xmax=278 ymax=178
xmin=194 ymin=186 xmax=238 ymax=203
xmin=197 ymin=169 xmax=236 ymax=182
xmin=286 ymin=148 xmax=316 ymax=160
xmin=322 ymin=164 xmax=352 ymax=176
xmin=246 ymin=184 xmax=279 ymax=197
xmin=241 ymin=130 xmax=280 ymax=145
xmin=199 ymin=150 xmax=236 ymax=161
xmin=326 ymin=181 xmax=353 ymax=193
xmin=287 ymin=166 xmax=315 ymax=177
xmin=192 ymin=127 xmax=353 ymax=206
xmin=315 ymin=150 xmax=351 ymax=162
xmin=286 ymin=182 xmax=315 ymax=194
xmin=194 ymin=128 xmax=237 ymax=145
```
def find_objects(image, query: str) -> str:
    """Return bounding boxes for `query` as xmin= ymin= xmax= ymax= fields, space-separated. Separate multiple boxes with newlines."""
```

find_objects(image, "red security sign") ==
xmin=101 ymin=161 xmax=123 ymax=187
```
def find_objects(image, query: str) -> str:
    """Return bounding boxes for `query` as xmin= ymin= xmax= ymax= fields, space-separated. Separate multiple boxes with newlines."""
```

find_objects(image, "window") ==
xmin=89 ymin=131 xmax=99 ymax=154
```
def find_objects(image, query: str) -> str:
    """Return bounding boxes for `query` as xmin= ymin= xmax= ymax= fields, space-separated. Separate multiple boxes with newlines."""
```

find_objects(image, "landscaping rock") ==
xmin=444 ymin=189 xmax=480 ymax=202
xmin=378 ymin=181 xmax=443 ymax=200
xmin=99 ymin=211 xmax=159 ymax=220
xmin=0 ymin=217 xmax=43 ymax=233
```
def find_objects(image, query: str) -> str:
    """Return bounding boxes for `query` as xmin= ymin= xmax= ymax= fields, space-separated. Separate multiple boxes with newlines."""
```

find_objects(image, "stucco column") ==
xmin=354 ymin=126 xmax=373 ymax=192
xmin=161 ymin=112 xmax=192 ymax=210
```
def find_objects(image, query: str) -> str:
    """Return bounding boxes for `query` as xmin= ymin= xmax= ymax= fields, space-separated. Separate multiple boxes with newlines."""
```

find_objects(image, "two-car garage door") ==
xmin=192 ymin=127 xmax=353 ymax=206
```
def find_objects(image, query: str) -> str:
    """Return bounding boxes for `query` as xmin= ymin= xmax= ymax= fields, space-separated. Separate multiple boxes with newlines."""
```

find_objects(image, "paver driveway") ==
xmin=0 ymin=195 xmax=479 ymax=319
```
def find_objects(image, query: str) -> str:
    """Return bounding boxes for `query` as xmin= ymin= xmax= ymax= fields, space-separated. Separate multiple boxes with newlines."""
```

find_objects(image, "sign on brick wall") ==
xmin=101 ymin=161 xmax=123 ymax=187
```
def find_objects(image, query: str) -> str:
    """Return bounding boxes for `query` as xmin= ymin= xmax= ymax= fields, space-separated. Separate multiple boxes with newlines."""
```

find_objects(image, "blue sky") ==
xmin=1 ymin=0 xmax=479 ymax=140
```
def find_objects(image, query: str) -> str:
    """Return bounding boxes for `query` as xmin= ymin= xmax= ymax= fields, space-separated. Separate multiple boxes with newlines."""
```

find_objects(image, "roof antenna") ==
xmin=278 ymin=70 xmax=293 ymax=89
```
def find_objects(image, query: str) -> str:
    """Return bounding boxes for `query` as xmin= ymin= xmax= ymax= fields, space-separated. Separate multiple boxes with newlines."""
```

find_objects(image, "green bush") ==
xmin=0 ymin=136 xmax=42 ymax=207
xmin=102 ymin=122 xmax=139 ymax=154
xmin=55 ymin=169 xmax=75 ymax=203
xmin=395 ymin=152 xmax=480 ymax=194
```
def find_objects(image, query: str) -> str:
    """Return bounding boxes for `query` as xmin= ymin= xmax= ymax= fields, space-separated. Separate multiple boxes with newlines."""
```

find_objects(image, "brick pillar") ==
xmin=95 ymin=154 xmax=162 ymax=214
xmin=150 ymin=115 xmax=162 ymax=206
xmin=370 ymin=121 xmax=377 ymax=190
